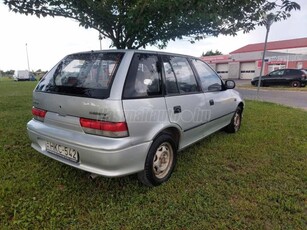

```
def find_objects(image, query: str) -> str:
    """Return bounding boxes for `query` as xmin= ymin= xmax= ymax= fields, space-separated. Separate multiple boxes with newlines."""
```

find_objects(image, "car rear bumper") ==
xmin=27 ymin=119 xmax=151 ymax=177
xmin=301 ymin=79 xmax=307 ymax=85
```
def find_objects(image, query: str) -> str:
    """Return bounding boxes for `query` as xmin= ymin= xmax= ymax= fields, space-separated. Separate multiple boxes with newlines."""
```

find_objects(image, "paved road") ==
xmin=236 ymin=88 xmax=307 ymax=110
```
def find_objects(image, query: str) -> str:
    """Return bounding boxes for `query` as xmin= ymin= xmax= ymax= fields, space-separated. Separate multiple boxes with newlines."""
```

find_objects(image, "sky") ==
xmin=0 ymin=0 xmax=307 ymax=71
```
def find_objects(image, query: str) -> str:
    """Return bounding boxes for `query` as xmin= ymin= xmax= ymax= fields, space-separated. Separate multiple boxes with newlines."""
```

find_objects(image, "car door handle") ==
xmin=209 ymin=99 xmax=214 ymax=106
xmin=173 ymin=106 xmax=181 ymax=114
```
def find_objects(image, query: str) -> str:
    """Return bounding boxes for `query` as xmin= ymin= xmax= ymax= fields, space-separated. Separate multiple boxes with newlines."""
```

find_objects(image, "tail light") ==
xmin=80 ymin=118 xmax=128 ymax=137
xmin=301 ymin=74 xmax=306 ymax=79
xmin=32 ymin=107 xmax=47 ymax=122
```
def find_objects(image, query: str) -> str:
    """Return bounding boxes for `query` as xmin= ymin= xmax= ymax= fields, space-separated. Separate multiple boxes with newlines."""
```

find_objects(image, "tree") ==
xmin=34 ymin=69 xmax=48 ymax=78
xmin=5 ymin=70 xmax=15 ymax=76
xmin=4 ymin=0 xmax=300 ymax=49
xmin=202 ymin=50 xmax=223 ymax=56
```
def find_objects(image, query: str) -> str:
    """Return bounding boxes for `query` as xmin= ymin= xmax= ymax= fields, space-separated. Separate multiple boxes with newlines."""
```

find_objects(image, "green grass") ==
xmin=238 ymin=84 xmax=307 ymax=92
xmin=0 ymin=76 xmax=13 ymax=82
xmin=0 ymin=79 xmax=306 ymax=229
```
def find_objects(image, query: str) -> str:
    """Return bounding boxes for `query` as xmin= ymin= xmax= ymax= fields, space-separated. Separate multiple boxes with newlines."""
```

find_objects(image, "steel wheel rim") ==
xmin=153 ymin=142 xmax=173 ymax=179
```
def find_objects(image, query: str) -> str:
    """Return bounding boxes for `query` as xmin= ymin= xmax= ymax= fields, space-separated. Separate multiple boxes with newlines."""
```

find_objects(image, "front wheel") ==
xmin=291 ymin=81 xmax=301 ymax=87
xmin=138 ymin=134 xmax=177 ymax=187
xmin=225 ymin=107 xmax=242 ymax=133
xmin=253 ymin=80 xmax=264 ymax=87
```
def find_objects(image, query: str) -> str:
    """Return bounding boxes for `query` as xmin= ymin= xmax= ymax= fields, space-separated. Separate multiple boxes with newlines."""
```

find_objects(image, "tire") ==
xmin=254 ymin=80 xmax=264 ymax=87
xmin=291 ymin=81 xmax=300 ymax=87
xmin=138 ymin=134 xmax=177 ymax=187
xmin=225 ymin=107 xmax=242 ymax=133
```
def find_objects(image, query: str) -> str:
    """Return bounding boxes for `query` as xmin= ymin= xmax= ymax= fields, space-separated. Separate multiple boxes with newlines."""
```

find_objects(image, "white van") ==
xmin=14 ymin=70 xmax=36 ymax=81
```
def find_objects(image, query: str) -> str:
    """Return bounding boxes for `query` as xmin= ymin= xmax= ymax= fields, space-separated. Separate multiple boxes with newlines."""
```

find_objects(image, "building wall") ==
xmin=231 ymin=51 xmax=262 ymax=61
xmin=272 ymin=47 xmax=307 ymax=54
xmin=202 ymin=45 xmax=307 ymax=80
xmin=228 ymin=62 xmax=240 ymax=79
xmin=208 ymin=63 xmax=216 ymax=70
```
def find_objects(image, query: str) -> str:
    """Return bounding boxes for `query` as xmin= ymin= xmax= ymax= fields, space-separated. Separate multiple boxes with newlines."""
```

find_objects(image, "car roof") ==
xmin=271 ymin=68 xmax=304 ymax=72
xmin=66 ymin=49 xmax=198 ymax=59
xmin=272 ymin=68 xmax=301 ymax=71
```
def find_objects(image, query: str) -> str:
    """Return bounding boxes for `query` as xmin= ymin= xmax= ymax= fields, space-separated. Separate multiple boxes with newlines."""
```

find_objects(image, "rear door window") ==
xmin=35 ymin=52 xmax=124 ymax=99
xmin=162 ymin=56 xmax=200 ymax=94
xmin=123 ymin=54 xmax=162 ymax=99
xmin=163 ymin=61 xmax=179 ymax=94
xmin=285 ymin=69 xmax=303 ymax=76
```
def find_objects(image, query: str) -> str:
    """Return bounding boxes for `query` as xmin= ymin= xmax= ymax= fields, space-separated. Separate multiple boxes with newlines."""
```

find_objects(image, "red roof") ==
xmin=230 ymin=37 xmax=307 ymax=54
xmin=201 ymin=55 xmax=230 ymax=62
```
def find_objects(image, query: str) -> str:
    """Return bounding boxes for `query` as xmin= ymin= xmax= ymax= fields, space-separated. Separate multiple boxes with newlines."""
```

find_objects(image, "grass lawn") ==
xmin=0 ymin=80 xmax=306 ymax=229
xmin=238 ymin=83 xmax=307 ymax=92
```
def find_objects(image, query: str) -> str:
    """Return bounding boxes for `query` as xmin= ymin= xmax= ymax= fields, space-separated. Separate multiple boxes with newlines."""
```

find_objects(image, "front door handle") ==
xmin=173 ymin=106 xmax=181 ymax=114
xmin=209 ymin=99 xmax=214 ymax=106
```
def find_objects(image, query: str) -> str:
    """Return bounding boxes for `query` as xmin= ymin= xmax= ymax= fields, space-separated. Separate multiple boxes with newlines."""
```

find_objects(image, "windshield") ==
xmin=35 ymin=52 xmax=124 ymax=99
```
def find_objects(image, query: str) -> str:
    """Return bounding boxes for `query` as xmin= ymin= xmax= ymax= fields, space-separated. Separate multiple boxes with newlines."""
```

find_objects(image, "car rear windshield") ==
xmin=35 ymin=52 xmax=124 ymax=99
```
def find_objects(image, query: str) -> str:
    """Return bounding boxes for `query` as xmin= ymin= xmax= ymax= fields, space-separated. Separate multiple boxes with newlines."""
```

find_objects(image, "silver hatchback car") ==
xmin=27 ymin=50 xmax=244 ymax=186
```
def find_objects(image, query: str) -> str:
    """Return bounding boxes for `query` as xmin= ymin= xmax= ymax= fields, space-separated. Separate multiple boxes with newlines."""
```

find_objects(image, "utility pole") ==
xmin=99 ymin=33 xmax=102 ymax=50
xmin=257 ymin=13 xmax=275 ymax=99
xmin=25 ymin=43 xmax=30 ymax=71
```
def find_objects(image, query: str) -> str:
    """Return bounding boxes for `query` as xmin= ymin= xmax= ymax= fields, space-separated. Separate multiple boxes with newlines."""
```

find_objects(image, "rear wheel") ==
xmin=225 ymin=107 xmax=242 ymax=133
xmin=138 ymin=134 xmax=177 ymax=187
xmin=291 ymin=81 xmax=301 ymax=87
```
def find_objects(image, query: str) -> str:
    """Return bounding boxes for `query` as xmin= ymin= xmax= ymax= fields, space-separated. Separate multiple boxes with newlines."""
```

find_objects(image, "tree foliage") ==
xmin=202 ymin=50 xmax=223 ymax=56
xmin=0 ymin=69 xmax=15 ymax=76
xmin=4 ymin=0 xmax=300 ymax=49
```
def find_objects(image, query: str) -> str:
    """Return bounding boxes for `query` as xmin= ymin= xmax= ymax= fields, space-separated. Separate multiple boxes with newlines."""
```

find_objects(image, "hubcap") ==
xmin=153 ymin=142 xmax=173 ymax=179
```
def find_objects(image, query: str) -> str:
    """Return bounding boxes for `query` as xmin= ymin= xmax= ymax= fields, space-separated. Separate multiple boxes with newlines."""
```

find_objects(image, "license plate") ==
xmin=46 ymin=141 xmax=79 ymax=162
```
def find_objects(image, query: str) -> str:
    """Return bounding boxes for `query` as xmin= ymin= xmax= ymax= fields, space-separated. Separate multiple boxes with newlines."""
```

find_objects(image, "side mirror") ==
xmin=225 ymin=80 xmax=235 ymax=89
